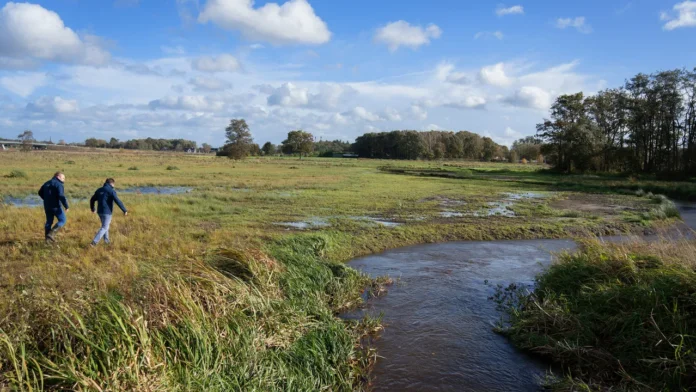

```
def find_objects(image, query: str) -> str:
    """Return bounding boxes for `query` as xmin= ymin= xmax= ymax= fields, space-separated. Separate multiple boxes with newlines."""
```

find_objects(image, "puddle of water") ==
xmin=344 ymin=239 xmax=578 ymax=391
xmin=502 ymin=192 xmax=548 ymax=200
xmin=439 ymin=210 xmax=464 ymax=218
xmin=351 ymin=216 xmax=402 ymax=228
xmin=1 ymin=195 xmax=43 ymax=207
xmin=275 ymin=217 xmax=330 ymax=230
xmin=122 ymin=186 xmax=192 ymax=195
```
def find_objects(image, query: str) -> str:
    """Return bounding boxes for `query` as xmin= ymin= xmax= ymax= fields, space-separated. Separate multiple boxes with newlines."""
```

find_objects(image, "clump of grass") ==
xmin=6 ymin=169 xmax=28 ymax=179
xmin=65 ymin=160 xmax=76 ymax=165
xmin=496 ymin=238 xmax=696 ymax=390
xmin=166 ymin=165 xmax=180 ymax=171
xmin=128 ymin=166 xmax=139 ymax=171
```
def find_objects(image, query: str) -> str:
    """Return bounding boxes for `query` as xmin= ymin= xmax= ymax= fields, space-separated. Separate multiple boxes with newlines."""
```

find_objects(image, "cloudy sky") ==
xmin=0 ymin=0 xmax=695 ymax=146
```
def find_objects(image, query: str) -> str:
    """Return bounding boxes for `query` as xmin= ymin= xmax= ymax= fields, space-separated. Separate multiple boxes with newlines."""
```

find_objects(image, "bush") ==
xmin=497 ymin=240 xmax=696 ymax=390
xmin=65 ymin=160 xmax=76 ymax=165
xmin=7 ymin=169 xmax=28 ymax=179
xmin=166 ymin=166 xmax=180 ymax=171
xmin=128 ymin=166 xmax=139 ymax=171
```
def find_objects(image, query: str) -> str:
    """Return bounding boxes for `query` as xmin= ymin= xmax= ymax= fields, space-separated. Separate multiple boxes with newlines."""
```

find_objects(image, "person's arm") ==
xmin=58 ymin=183 xmax=69 ymax=210
xmin=90 ymin=192 xmax=97 ymax=213
xmin=38 ymin=185 xmax=44 ymax=200
xmin=113 ymin=191 xmax=127 ymax=214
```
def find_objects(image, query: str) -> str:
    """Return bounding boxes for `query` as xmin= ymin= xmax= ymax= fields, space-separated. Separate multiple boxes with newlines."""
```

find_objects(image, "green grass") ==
xmin=496 ymin=239 xmax=696 ymax=391
xmin=0 ymin=150 xmax=690 ymax=390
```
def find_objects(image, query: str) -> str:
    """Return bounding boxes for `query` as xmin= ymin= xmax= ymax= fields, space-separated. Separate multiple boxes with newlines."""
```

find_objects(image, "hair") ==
xmin=54 ymin=171 xmax=64 ymax=177
xmin=106 ymin=178 xmax=115 ymax=185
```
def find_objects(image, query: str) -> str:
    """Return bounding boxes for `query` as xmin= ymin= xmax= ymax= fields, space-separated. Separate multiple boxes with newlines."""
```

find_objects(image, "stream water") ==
xmin=345 ymin=204 xmax=696 ymax=391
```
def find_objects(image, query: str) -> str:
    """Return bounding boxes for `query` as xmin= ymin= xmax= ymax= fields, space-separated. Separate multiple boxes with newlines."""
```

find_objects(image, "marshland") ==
xmin=1 ymin=148 xmax=695 ymax=391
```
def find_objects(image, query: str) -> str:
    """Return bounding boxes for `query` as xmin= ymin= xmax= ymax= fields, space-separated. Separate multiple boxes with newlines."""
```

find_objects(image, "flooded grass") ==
xmin=0 ymin=151 xmax=689 ymax=390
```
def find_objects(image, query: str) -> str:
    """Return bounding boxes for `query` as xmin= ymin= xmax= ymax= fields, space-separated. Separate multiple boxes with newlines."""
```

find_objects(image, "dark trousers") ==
xmin=44 ymin=208 xmax=67 ymax=232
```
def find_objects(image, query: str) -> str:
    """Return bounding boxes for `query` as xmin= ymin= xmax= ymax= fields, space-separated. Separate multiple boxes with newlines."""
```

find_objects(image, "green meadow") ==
xmin=0 ymin=150 xmax=691 ymax=390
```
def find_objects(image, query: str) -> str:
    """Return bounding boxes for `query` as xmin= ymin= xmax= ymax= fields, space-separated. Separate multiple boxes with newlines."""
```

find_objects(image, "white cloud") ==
xmin=192 ymin=54 xmax=241 ymax=72
xmin=478 ymin=63 xmax=513 ymax=87
xmin=445 ymin=95 xmax=487 ymax=110
xmin=249 ymin=43 xmax=265 ymax=49
xmin=198 ymin=0 xmax=331 ymax=45
xmin=148 ymin=95 xmax=225 ymax=112
xmin=555 ymin=17 xmax=593 ymax=34
xmin=190 ymin=76 xmax=231 ymax=91
xmin=0 ymin=2 xmax=110 ymax=66
xmin=383 ymin=107 xmax=402 ymax=121
xmin=374 ymin=21 xmax=442 ymax=52
xmin=503 ymin=86 xmax=552 ymax=110
xmin=425 ymin=123 xmax=443 ymax=130
xmin=0 ymin=72 xmax=47 ymax=97
xmin=26 ymin=96 xmax=79 ymax=114
xmin=496 ymin=5 xmax=524 ymax=16
xmin=410 ymin=105 xmax=428 ymax=120
xmin=474 ymin=31 xmax=504 ymax=40
xmin=267 ymin=82 xmax=309 ymax=107
xmin=348 ymin=106 xmax=381 ymax=122
xmin=661 ymin=1 xmax=696 ymax=30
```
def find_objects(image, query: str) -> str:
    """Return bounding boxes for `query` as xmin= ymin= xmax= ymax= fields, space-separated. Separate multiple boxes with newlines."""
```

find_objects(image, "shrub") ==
xmin=128 ymin=166 xmax=139 ymax=171
xmin=65 ymin=160 xmax=76 ymax=165
xmin=166 ymin=166 xmax=180 ymax=171
xmin=7 ymin=169 xmax=28 ymax=179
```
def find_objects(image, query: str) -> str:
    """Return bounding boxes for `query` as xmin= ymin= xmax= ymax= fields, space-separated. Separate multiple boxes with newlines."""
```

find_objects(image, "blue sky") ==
xmin=0 ymin=0 xmax=695 ymax=146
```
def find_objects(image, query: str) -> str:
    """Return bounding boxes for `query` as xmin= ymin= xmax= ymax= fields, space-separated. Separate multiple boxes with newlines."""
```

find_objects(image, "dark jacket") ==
xmin=39 ymin=177 xmax=69 ymax=210
xmin=90 ymin=183 xmax=127 ymax=215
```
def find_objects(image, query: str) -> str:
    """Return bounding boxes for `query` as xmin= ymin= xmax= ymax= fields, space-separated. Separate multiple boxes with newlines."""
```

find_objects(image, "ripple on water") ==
xmin=343 ymin=239 xmax=578 ymax=392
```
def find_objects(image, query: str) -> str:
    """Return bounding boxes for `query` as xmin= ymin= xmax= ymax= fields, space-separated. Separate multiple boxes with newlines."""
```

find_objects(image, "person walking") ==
xmin=90 ymin=178 xmax=127 ymax=246
xmin=39 ymin=172 xmax=69 ymax=242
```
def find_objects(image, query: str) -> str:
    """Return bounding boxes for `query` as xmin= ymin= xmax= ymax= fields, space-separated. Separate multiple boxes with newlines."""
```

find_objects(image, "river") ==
xmin=344 ymin=204 xmax=696 ymax=391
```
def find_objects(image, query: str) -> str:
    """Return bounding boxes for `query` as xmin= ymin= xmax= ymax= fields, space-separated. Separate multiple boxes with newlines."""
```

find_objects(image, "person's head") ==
xmin=54 ymin=172 xmax=65 ymax=182
xmin=105 ymin=178 xmax=115 ymax=188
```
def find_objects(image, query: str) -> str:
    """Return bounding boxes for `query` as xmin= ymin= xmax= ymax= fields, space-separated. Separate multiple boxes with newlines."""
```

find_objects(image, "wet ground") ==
xmin=121 ymin=186 xmax=192 ymax=195
xmin=344 ymin=203 xmax=696 ymax=392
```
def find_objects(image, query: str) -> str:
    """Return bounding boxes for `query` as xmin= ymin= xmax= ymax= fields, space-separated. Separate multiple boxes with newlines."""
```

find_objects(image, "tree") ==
xmin=224 ymin=118 xmax=254 ymax=160
xmin=17 ymin=130 xmax=34 ymax=152
xmin=281 ymin=130 xmax=314 ymax=159
xmin=201 ymin=143 xmax=212 ymax=153
xmin=249 ymin=143 xmax=261 ymax=156
xmin=108 ymin=138 xmax=120 ymax=149
xmin=262 ymin=142 xmax=275 ymax=156
xmin=509 ymin=150 xmax=519 ymax=163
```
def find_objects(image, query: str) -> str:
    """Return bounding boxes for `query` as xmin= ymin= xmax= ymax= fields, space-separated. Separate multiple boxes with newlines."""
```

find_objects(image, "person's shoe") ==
xmin=89 ymin=242 xmax=97 ymax=247
xmin=47 ymin=227 xmax=61 ymax=242
xmin=44 ymin=227 xmax=51 ymax=242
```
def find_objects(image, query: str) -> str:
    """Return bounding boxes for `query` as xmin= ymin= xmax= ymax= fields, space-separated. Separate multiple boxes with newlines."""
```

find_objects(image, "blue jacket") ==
xmin=39 ymin=177 xmax=69 ymax=210
xmin=90 ymin=183 xmax=127 ymax=215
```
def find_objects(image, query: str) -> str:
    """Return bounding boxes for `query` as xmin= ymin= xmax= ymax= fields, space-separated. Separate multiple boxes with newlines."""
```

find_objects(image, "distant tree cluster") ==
xmin=281 ymin=130 xmax=314 ymax=159
xmin=85 ymin=137 xmax=197 ymax=151
xmin=510 ymin=136 xmax=542 ymax=162
xmin=314 ymin=139 xmax=351 ymax=157
xmin=538 ymin=68 xmax=696 ymax=175
xmin=352 ymin=130 xmax=507 ymax=161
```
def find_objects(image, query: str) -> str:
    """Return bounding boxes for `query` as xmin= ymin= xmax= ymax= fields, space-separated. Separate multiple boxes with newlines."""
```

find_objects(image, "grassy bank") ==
xmin=0 ymin=150 xmax=689 ymax=390
xmin=497 ymin=238 xmax=696 ymax=391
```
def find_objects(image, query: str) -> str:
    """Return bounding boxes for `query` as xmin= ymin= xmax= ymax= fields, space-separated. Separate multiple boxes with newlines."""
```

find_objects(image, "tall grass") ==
xmin=496 ymin=238 xmax=696 ymax=391
xmin=0 ymin=239 xmax=372 ymax=391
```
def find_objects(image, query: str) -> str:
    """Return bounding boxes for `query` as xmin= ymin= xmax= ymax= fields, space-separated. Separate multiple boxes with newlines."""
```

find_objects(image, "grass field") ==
xmin=0 ymin=150 xmax=690 ymax=390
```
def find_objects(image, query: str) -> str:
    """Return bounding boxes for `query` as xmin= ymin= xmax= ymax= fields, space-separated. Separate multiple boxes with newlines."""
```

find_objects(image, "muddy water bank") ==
xmin=345 ymin=203 xmax=696 ymax=391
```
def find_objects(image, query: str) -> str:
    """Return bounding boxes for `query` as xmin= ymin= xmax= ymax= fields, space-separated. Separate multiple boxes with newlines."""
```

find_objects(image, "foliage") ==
xmin=315 ymin=140 xmax=351 ymax=157
xmin=262 ymin=142 xmax=276 ymax=156
xmin=497 ymin=239 xmax=696 ymax=390
xmin=201 ymin=143 xmax=212 ymax=153
xmin=224 ymin=118 xmax=254 ymax=160
xmin=281 ymin=130 xmax=315 ymax=159
xmin=17 ymin=130 xmax=34 ymax=152
xmin=7 ymin=169 xmax=28 ymax=179
xmin=537 ymin=68 xmax=696 ymax=175
xmin=128 ymin=166 xmax=139 ymax=170
xmin=86 ymin=137 xmax=198 ymax=151
xmin=166 ymin=165 xmax=180 ymax=170
xmin=352 ymin=130 xmax=507 ymax=161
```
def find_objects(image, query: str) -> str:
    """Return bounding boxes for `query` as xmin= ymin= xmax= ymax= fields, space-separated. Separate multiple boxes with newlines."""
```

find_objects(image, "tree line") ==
xmin=538 ymin=68 xmax=696 ymax=176
xmin=352 ymin=130 xmax=508 ymax=160
xmin=84 ymin=137 xmax=202 ymax=152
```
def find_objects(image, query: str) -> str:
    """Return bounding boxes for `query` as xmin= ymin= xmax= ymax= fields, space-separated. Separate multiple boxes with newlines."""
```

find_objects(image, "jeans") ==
xmin=44 ymin=208 xmax=66 ymax=232
xmin=92 ymin=214 xmax=113 ymax=244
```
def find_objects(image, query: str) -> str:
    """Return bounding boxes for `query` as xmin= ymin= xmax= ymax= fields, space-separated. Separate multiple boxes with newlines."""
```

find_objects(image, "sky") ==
xmin=0 ymin=0 xmax=695 ymax=147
